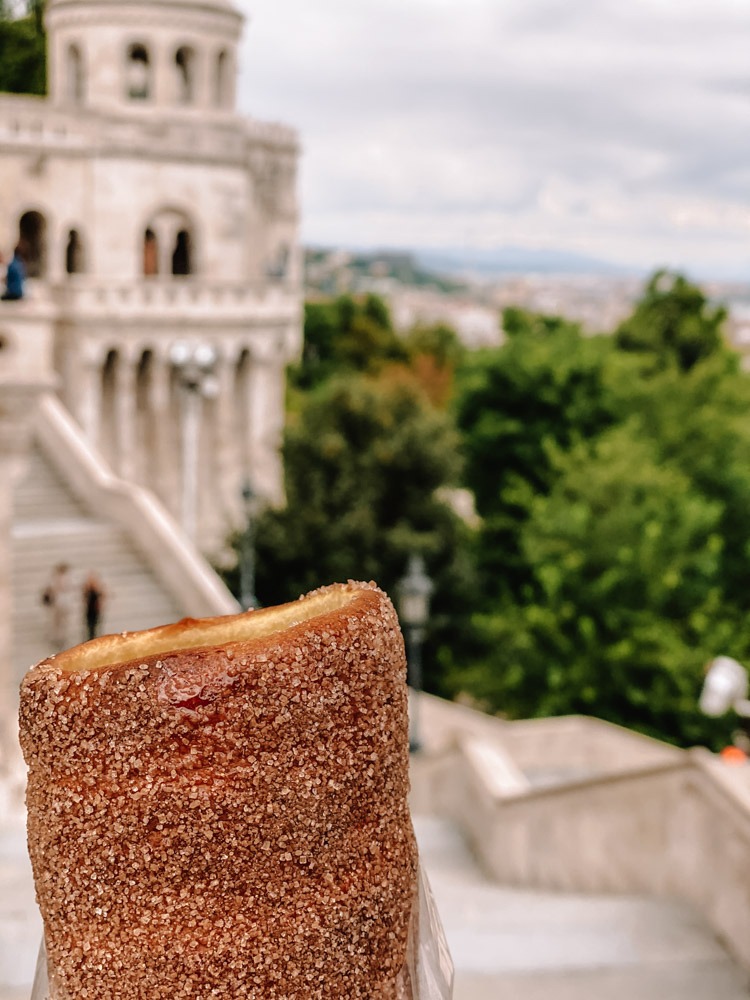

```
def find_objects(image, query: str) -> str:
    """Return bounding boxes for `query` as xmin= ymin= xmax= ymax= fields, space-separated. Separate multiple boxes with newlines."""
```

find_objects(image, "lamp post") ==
xmin=397 ymin=555 xmax=433 ymax=753
xmin=239 ymin=477 xmax=259 ymax=611
xmin=169 ymin=341 xmax=218 ymax=542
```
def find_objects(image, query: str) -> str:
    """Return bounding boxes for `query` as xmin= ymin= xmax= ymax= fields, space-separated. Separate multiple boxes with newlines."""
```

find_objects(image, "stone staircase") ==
xmin=413 ymin=814 xmax=750 ymax=1000
xmin=10 ymin=443 xmax=186 ymax=693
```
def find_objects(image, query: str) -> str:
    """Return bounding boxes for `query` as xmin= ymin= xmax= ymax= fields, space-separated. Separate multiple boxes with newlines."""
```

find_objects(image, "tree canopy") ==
xmin=615 ymin=270 xmax=727 ymax=372
xmin=447 ymin=274 xmax=747 ymax=747
xmin=227 ymin=271 xmax=750 ymax=749
xmin=0 ymin=0 xmax=46 ymax=96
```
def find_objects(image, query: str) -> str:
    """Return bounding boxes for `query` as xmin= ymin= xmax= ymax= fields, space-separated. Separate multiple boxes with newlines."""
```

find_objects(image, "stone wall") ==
xmin=412 ymin=694 xmax=750 ymax=972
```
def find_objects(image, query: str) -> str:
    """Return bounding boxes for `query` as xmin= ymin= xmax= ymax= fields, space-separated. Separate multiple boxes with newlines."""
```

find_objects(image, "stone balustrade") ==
xmin=0 ymin=94 xmax=297 ymax=160
xmin=35 ymin=392 xmax=239 ymax=619
xmin=413 ymin=694 xmax=750 ymax=973
xmin=53 ymin=277 xmax=300 ymax=322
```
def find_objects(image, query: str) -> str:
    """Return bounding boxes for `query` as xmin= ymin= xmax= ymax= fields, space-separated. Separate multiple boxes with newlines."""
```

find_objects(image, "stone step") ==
xmin=10 ymin=442 xmax=186 ymax=683
xmin=13 ymin=450 xmax=87 ymax=521
xmin=453 ymin=961 xmax=750 ymax=1000
xmin=412 ymin=815 xmax=749 ymax=1000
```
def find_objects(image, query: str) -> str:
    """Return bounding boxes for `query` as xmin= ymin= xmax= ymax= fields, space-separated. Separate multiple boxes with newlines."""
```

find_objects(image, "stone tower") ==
xmin=0 ymin=0 xmax=302 ymax=557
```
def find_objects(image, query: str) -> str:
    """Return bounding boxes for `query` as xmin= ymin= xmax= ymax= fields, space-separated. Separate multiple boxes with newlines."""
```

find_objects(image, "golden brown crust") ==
xmin=20 ymin=581 xmax=417 ymax=1000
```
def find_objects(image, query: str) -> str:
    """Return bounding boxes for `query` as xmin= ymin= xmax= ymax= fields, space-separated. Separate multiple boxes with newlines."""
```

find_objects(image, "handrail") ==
xmin=34 ymin=393 xmax=239 ymax=619
xmin=448 ymin=726 xmax=750 ymax=971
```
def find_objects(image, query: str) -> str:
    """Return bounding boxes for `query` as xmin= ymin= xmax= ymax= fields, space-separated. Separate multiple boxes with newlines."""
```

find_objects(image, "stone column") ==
xmin=0 ymin=383 xmax=54 ymax=749
xmin=114 ymin=352 xmax=138 ymax=482
xmin=77 ymin=353 xmax=104 ymax=452
xmin=0 ymin=305 xmax=56 ymax=778
xmin=213 ymin=351 xmax=242 ymax=531
xmin=148 ymin=352 xmax=176 ymax=509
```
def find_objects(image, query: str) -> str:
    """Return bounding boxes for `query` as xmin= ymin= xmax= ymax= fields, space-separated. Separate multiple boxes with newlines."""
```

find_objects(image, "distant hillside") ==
xmin=415 ymin=246 xmax=637 ymax=279
xmin=305 ymin=248 xmax=469 ymax=296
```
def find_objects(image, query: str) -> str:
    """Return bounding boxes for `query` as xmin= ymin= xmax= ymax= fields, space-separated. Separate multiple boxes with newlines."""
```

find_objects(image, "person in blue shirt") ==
xmin=2 ymin=246 xmax=25 ymax=300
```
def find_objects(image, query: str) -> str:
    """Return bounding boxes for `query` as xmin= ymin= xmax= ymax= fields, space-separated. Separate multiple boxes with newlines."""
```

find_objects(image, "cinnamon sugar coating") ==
xmin=20 ymin=581 xmax=417 ymax=1000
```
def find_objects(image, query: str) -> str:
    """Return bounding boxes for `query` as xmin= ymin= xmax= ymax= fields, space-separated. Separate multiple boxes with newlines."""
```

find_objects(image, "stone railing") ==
xmin=0 ymin=94 xmax=80 ymax=150
xmin=0 ymin=94 xmax=297 ymax=159
xmin=34 ymin=393 xmax=239 ymax=619
xmin=413 ymin=696 xmax=750 ymax=972
xmin=52 ymin=277 xmax=300 ymax=322
xmin=416 ymin=693 xmax=680 ymax=774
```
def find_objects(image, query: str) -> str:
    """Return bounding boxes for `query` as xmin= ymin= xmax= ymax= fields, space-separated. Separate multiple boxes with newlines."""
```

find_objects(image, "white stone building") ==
xmin=0 ymin=0 xmax=302 ymax=557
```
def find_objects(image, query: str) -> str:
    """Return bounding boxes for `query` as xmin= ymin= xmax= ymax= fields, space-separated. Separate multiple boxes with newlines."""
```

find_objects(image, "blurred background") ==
xmin=1 ymin=0 xmax=750 ymax=997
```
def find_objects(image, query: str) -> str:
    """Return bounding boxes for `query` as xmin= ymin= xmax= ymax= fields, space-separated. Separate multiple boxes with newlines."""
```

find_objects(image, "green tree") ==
xmin=404 ymin=322 xmax=466 ymax=409
xmin=293 ymin=294 xmax=406 ymax=390
xmin=0 ymin=0 xmax=46 ymax=95
xmin=615 ymin=270 xmax=727 ymax=372
xmin=613 ymin=353 xmax=750 ymax=628
xmin=449 ymin=281 xmax=750 ymax=746
xmin=454 ymin=310 xmax=617 ymax=599
xmin=232 ymin=374 xmax=476 ymax=692
xmin=449 ymin=425 xmax=730 ymax=746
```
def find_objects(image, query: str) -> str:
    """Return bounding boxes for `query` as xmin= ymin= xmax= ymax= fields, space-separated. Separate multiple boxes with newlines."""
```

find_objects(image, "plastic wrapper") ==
xmin=30 ymin=860 xmax=453 ymax=1000
xmin=396 ymin=862 xmax=455 ymax=999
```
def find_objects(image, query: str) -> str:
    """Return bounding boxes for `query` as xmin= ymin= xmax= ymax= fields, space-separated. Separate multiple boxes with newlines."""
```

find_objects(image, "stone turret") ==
xmin=0 ymin=0 xmax=302 ymax=557
xmin=46 ymin=0 xmax=243 ymax=115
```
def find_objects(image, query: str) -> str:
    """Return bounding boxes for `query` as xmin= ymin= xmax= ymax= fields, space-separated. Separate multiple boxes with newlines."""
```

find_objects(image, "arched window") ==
xmin=143 ymin=211 xmax=195 ymax=277
xmin=66 ymin=43 xmax=85 ymax=105
xmin=65 ymin=229 xmax=85 ymax=274
xmin=18 ymin=210 xmax=47 ymax=278
xmin=214 ymin=49 xmax=229 ymax=107
xmin=126 ymin=43 xmax=151 ymax=100
xmin=175 ymin=46 xmax=195 ymax=104
xmin=143 ymin=228 xmax=158 ymax=276
xmin=171 ymin=229 xmax=192 ymax=275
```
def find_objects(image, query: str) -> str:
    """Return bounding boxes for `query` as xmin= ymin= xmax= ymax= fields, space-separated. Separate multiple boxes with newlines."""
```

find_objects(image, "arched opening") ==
xmin=214 ymin=49 xmax=229 ymax=107
xmin=66 ymin=43 xmax=85 ymax=105
xmin=175 ymin=46 xmax=195 ymax=104
xmin=143 ymin=228 xmax=158 ymax=276
xmin=171 ymin=229 xmax=192 ymax=275
xmin=126 ymin=43 xmax=151 ymax=100
xmin=100 ymin=350 xmax=119 ymax=466
xmin=65 ymin=229 xmax=85 ymax=275
xmin=18 ymin=210 xmax=47 ymax=278
xmin=143 ymin=211 xmax=195 ymax=277
xmin=135 ymin=350 xmax=157 ymax=489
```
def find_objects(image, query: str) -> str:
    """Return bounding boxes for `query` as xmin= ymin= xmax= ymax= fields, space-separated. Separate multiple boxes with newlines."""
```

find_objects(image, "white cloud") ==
xmin=236 ymin=0 xmax=750 ymax=277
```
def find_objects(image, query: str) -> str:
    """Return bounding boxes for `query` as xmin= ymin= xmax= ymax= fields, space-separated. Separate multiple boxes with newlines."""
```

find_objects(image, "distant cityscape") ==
xmin=305 ymin=247 xmax=750 ymax=357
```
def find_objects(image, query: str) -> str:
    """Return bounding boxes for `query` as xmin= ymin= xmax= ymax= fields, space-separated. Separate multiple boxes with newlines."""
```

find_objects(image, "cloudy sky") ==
xmin=237 ymin=0 xmax=750 ymax=277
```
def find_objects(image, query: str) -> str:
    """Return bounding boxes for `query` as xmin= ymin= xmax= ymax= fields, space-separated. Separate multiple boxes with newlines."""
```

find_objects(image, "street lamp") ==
xmin=239 ymin=477 xmax=259 ymax=611
xmin=397 ymin=554 xmax=433 ymax=753
xmin=169 ymin=341 xmax=218 ymax=542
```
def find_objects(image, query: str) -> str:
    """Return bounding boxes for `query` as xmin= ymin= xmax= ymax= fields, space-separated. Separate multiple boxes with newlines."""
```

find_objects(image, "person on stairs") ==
xmin=41 ymin=563 xmax=73 ymax=651
xmin=82 ymin=571 xmax=107 ymax=641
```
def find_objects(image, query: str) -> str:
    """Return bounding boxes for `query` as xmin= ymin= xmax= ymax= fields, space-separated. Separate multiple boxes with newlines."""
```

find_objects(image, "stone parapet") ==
xmin=0 ymin=95 xmax=298 ymax=164
xmin=52 ymin=277 xmax=301 ymax=327
xmin=34 ymin=392 xmax=239 ymax=618
xmin=412 ymin=694 xmax=750 ymax=973
xmin=0 ymin=298 xmax=57 ymax=389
